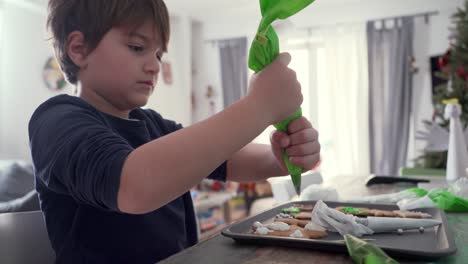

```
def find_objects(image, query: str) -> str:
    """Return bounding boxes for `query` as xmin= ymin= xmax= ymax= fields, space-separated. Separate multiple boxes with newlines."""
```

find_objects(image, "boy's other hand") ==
xmin=270 ymin=117 xmax=320 ymax=172
xmin=247 ymin=52 xmax=303 ymax=124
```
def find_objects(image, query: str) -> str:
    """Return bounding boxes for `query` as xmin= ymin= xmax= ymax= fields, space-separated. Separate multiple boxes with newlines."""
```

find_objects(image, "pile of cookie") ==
xmin=251 ymin=204 xmax=328 ymax=239
xmin=251 ymin=203 xmax=432 ymax=239
xmin=335 ymin=206 xmax=432 ymax=218
xmin=251 ymin=220 xmax=328 ymax=239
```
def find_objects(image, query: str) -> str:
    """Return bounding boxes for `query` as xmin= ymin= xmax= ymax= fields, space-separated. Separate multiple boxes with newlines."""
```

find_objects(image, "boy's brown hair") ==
xmin=47 ymin=0 xmax=170 ymax=84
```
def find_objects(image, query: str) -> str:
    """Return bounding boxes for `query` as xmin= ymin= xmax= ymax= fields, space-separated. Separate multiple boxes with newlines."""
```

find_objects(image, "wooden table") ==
xmin=161 ymin=175 xmax=468 ymax=264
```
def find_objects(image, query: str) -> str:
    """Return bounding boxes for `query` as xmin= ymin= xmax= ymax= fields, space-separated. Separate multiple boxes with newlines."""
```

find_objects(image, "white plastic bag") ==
xmin=449 ymin=177 xmax=468 ymax=199
xmin=345 ymin=189 xmax=423 ymax=204
xmin=299 ymin=184 xmax=339 ymax=201
xmin=310 ymin=200 xmax=373 ymax=237
xmin=397 ymin=196 xmax=435 ymax=210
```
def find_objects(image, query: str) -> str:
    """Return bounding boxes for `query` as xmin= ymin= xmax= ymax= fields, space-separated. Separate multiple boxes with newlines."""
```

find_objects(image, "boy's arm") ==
xmin=226 ymin=143 xmax=288 ymax=182
xmin=119 ymin=98 xmax=268 ymax=214
xmin=118 ymin=53 xmax=302 ymax=214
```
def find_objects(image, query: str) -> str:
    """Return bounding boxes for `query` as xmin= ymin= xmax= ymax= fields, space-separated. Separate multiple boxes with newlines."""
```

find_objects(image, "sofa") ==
xmin=0 ymin=160 xmax=40 ymax=213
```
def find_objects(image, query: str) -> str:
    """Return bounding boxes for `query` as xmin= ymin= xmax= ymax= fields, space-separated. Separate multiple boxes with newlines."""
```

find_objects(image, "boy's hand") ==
xmin=247 ymin=52 xmax=303 ymax=124
xmin=270 ymin=117 xmax=320 ymax=173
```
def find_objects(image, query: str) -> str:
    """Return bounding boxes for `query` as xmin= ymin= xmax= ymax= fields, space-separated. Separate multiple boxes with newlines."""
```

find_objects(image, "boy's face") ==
xmin=79 ymin=19 xmax=164 ymax=117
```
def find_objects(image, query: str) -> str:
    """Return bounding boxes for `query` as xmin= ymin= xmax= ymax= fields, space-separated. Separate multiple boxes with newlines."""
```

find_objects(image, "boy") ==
xmin=29 ymin=0 xmax=320 ymax=263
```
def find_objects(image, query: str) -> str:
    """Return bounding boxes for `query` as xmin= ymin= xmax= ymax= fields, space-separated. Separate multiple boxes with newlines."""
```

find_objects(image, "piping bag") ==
xmin=249 ymin=0 xmax=316 ymax=195
xmin=345 ymin=235 xmax=399 ymax=264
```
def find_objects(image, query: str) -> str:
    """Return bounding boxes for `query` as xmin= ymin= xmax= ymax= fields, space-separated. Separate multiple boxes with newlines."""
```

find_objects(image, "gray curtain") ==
xmin=368 ymin=18 xmax=414 ymax=175
xmin=218 ymin=38 xmax=248 ymax=108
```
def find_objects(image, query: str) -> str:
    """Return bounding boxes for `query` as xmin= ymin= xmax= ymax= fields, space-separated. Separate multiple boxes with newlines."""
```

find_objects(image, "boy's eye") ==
xmin=128 ymin=45 xmax=144 ymax=52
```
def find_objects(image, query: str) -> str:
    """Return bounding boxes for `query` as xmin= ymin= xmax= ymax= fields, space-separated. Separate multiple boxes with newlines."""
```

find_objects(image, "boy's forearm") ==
xmin=118 ymin=97 xmax=269 ymax=214
xmin=227 ymin=143 xmax=288 ymax=183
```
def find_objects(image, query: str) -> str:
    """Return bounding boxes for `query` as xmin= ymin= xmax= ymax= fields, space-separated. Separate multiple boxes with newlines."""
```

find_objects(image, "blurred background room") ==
xmin=0 ymin=0 xmax=464 ymax=245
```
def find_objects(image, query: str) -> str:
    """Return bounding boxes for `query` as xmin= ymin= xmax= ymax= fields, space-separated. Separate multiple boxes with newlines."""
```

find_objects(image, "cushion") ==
xmin=0 ymin=160 xmax=35 ymax=202
xmin=0 ymin=190 xmax=39 ymax=213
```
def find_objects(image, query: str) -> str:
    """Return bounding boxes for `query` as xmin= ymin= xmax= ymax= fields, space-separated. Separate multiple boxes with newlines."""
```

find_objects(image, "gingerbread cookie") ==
xmin=336 ymin=206 xmax=432 ymax=219
xmin=393 ymin=210 xmax=432 ymax=219
xmin=274 ymin=218 xmax=309 ymax=228
xmin=285 ymin=228 xmax=326 ymax=239
xmin=266 ymin=225 xmax=303 ymax=237
xmin=303 ymin=222 xmax=328 ymax=238
xmin=281 ymin=207 xmax=301 ymax=214
xmin=253 ymin=223 xmax=327 ymax=239
xmin=336 ymin=207 xmax=372 ymax=216
xmin=293 ymin=212 xmax=312 ymax=220
xmin=369 ymin=209 xmax=398 ymax=217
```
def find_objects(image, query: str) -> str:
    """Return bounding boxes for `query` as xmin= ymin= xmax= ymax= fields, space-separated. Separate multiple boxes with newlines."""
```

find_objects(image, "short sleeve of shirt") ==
xmin=29 ymin=98 xmax=133 ymax=212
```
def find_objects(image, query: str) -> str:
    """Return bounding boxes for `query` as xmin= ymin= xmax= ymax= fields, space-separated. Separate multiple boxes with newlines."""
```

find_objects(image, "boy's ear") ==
xmin=67 ymin=31 xmax=89 ymax=67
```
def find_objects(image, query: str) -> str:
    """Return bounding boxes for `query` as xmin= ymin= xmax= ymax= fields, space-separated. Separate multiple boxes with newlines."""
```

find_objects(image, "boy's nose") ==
xmin=143 ymin=58 xmax=160 ymax=76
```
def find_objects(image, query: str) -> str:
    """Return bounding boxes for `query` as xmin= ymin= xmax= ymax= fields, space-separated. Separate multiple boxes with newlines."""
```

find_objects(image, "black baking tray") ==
xmin=221 ymin=201 xmax=457 ymax=260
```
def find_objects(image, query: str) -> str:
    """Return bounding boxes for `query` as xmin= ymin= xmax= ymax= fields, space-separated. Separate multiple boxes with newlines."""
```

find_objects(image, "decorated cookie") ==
xmin=336 ymin=206 xmax=432 ymax=219
xmin=393 ymin=210 xmax=432 ymax=219
xmin=336 ymin=207 xmax=370 ymax=216
xmin=274 ymin=218 xmax=309 ymax=228
xmin=266 ymin=222 xmax=291 ymax=231
xmin=275 ymin=213 xmax=294 ymax=219
xmin=254 ymin=226 xmax=272 ymax=235
xmin=304 ymin=222 xmax=326 ymax=232
xmin=303 ymin=229 xmax=328 ymax=239
xmin=303 ymin=222 xmax=328 ymax=238
xmin=293 ymin=212 xmax=312 ymax=220
xmin=254 ymin=224 xmax=327 ymax=239
xmin=266 ymin=225 xmax=303 ymax=237
xmin=336 ymin=207 xmax=372 ymax=216
xmin=369 ymin=209 xmax=398 ymax=217
xmin=289 ymin=229 xmax=304 ymax=238
xmin=281 ymin=207 xmax=301 ymax=214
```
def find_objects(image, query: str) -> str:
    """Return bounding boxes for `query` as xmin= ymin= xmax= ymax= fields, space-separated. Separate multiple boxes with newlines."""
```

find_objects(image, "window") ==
xmin=255 ymin=24 xmax=370 ymax=180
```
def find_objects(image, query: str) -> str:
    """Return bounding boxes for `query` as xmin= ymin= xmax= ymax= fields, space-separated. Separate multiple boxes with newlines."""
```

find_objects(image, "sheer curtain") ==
xmin=312 ymin=24 xmax=370 ymax=179
xmin=254 ymin=23 xmax=370 ymax=179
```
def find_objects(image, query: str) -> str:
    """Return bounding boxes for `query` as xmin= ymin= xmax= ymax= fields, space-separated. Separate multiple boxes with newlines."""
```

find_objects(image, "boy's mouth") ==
xmin=138 ymin=81 xmax=154 ymax=87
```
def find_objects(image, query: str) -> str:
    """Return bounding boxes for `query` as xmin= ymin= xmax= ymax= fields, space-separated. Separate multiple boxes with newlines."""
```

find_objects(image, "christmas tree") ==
xmin=416 ymin=0 xmax=468 ymax=168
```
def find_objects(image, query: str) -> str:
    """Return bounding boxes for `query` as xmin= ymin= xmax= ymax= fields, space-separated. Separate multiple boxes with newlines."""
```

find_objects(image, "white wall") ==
xmin=0 ymin=2 xmax=65 ymax=161
xmin=190 ymin=22 xmax=224 ymax=123
xmin=145 ymin=16 xmax=192 ymax=127
xmin=0 ymin=3 xmax=192 ymax=161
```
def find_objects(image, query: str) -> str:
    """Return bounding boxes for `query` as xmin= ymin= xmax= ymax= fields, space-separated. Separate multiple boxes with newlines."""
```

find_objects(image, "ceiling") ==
xmin=18 ymin=0 xmax=362 ymax=21
xmin=165 ymin=0 xmax=362 ymax=21
xmin=166 ymin=0 xmax=361 ymax=10
xmin=10 ymin=0 xmax=460 ymax=25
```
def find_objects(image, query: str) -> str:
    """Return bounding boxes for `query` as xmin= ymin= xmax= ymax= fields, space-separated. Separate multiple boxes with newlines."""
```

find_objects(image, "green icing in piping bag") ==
xmin=248 ymin=0 xmax=316 ymax=195
xmin=345 ymin=234 xmax=399 ymax=264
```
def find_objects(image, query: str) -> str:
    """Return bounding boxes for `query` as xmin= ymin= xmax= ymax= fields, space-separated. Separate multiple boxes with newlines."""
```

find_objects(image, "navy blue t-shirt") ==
xmin=28 ymin=95 xmax=227 ymax=263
